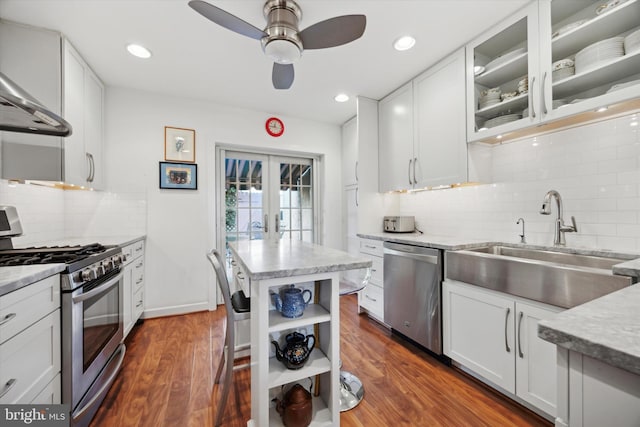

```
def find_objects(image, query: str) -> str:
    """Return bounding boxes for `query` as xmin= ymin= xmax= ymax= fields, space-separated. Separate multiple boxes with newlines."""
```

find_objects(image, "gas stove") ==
xmin=0 ymin=243 xmax=125 ymax=291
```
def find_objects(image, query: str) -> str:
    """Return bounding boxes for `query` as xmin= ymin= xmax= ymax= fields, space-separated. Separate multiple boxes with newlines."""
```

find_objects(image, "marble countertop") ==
xmin=0 ymin=264 xmax=66 ymax=297
xmin=357 ymin=232 xmax=490 ymax=250
xmin=538 ymin=283 xmax=640 ymax=376
xmin=15 ymin=235 xmax=146 ymax=249
xmin=228 ymin=240 xmax=372 ymax=280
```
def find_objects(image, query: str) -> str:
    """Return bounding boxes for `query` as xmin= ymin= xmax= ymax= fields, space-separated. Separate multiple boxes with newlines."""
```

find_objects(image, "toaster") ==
xmin=383 ymin=216 xmax=415 ymax=233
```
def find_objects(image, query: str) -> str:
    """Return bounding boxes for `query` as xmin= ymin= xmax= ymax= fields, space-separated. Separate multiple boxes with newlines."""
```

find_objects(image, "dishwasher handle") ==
xmin=383 ymin=247 xmax=439 ymax=265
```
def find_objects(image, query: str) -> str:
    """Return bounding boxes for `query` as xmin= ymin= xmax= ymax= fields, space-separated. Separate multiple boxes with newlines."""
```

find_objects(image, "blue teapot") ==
xmin=272 ymin=285 xmax=312 ymax=318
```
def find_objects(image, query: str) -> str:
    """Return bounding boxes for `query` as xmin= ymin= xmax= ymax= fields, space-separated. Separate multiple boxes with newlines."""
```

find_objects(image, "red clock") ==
xmin=265 ymin=117 xmax=284 ymax=137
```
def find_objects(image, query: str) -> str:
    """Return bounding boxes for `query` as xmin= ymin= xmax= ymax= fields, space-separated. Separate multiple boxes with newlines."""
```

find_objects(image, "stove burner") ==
xmin=0 ymin=243 xmax=110 ymax=267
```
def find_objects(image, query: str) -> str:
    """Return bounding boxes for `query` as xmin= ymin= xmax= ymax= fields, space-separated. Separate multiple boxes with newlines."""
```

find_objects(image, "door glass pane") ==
xmin=278 ymin=160 xmax=313 ymax=242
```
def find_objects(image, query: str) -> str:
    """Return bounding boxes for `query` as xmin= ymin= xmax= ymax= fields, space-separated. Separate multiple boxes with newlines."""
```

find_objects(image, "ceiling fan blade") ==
xmin=299 ymin=15 xmax=366 ymax=50
xmin=272 ymin=63 xmax=294 ymax=90
xmin=188 ymin=0 xmax=266 ymax=40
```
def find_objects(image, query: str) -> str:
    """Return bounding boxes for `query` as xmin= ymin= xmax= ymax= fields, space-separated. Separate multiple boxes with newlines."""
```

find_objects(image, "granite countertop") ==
xmin=538 ymin=283 xmax=640 ymax=376
xmin=228 ymin=240 xmax=372 ymax=280
xmin=0 ymin=264 xmax=66 ymax=297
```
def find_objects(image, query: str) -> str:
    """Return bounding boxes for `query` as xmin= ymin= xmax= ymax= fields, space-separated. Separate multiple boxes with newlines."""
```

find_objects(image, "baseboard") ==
xmin=142 ymin=301 xmax=212 ymax=319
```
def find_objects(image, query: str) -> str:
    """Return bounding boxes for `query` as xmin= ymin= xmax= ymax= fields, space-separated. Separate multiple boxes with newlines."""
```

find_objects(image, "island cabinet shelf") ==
xmin=268 ymin=304 xmax=331 ymax=333
xmin=268 ymin=396 xmax=332 ymax=427
xmin=268 ymin=348 xmax=331 ymax=388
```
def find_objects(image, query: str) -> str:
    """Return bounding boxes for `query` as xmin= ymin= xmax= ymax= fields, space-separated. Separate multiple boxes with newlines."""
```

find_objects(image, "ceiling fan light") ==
xmin=126 ymin=43 xmax=152 ymax=59
xmin=264 ymin=39 xmax=301 ymax=64
xmin=393 ymin=35 xmax=416 ymax=51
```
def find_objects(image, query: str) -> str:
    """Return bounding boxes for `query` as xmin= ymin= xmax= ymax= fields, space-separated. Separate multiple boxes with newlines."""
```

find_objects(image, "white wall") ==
xmin=104 ymin=87 xmax=342 ymax=318
xmin=398 ymin=112 xmax=640 ymax=252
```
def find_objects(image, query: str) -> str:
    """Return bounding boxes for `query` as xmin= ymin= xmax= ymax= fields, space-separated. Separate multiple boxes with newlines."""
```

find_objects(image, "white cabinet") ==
xmin=0 ymin=275 xmax=61 ymax=404
xmin=378 ymin=82 xmax=414 ymax=192
xmin=357 ymin=238 xmax=384 ymax=322
xmin=555 ymin=350 xmax=640 ymax=427
xmin=379 ymin=49 xmax=467 ymax=191
xmin=443 ymin=279 xmax=560 ymax=417
xmin=341 ymin=117 xmax=358 ymax=188
xmin=63 ymin=39 xmax=105 ymax=189
xmin=467 ymin=0 xmax=640 ymax=144
xmin=122 ymin=240 xmax=145 ymax=338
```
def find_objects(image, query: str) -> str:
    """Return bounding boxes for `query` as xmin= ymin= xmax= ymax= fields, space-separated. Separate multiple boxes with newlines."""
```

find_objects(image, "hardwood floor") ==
xmin=91 ymin=295 xmax=552 ymax=427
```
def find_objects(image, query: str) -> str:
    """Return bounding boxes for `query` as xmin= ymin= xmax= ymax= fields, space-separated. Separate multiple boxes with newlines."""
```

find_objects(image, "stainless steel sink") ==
xmin=446 ymin=245 xmax=635 ymax=309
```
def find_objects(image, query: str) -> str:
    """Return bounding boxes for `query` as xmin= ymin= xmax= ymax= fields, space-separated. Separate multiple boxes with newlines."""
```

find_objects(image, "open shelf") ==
xmin=268 ymin=304 xmax=331 ymax=333
xmin=268 ymin=395 xmax=333 ymax=427
xmin=476 ymin=92 xmax=528 ymax=119
xmin=475 ymin=52 xmax=528 ymax=88
xmin=268 ymin=348 xmax=331 ymax=388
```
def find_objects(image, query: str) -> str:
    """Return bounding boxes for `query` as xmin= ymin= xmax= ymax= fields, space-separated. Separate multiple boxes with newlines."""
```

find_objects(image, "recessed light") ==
xmin=334 ymin=93 xmax=349 ymax=103
xmin=126 ymin=43 xmax=152 ymax=59
xmin=393 ymin=35 xmax=416 ymax=51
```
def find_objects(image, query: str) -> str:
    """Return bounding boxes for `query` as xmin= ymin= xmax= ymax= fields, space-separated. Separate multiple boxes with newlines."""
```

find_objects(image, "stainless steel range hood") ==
xmin=0 ymin=71 xmax=72 ymax=137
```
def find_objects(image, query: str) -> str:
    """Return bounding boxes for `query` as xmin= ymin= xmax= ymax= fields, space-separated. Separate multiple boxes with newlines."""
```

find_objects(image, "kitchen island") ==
xmin=228 ymin=240 xmax=371 ymax=427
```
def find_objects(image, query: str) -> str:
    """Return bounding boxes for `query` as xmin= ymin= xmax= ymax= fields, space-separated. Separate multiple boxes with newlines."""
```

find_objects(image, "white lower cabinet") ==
xmin=443 ymin=279 xmax=560 ymax=418
xmin=122 ymin=240 xmax=145 ymax=338
xmin=357 ymin=239 xmax=384 ymax=323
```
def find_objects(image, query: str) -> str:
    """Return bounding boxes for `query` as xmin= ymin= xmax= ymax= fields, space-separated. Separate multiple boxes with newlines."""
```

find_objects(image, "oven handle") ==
xmin=72 ymin=343 xmax=126 ymax=422
xmin=72 ymin=271 xmax=123 ymax=303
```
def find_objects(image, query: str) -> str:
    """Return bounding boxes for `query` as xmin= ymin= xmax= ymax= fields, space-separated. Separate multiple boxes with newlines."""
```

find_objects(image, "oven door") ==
xmin=62 ymin=269 xmax=125 ymax=420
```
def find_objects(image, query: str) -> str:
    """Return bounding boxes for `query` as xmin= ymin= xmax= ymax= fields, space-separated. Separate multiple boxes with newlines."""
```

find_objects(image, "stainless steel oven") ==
xmin=62 ymin=266 xmax=126 ymax=427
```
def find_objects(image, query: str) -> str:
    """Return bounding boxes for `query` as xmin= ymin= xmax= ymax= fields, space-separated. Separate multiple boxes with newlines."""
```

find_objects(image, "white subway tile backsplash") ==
xmin=399 ymin=113 xmax=640 ymax=252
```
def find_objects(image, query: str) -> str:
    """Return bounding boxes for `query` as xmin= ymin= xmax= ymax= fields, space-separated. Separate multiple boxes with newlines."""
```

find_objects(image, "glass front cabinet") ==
xmin=467 ymin=0 xmax=640 ymax=143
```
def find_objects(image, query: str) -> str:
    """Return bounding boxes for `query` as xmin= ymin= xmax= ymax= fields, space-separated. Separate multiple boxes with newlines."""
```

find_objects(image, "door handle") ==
xmin=264 ymin=214 xmax=268 ymax=233
xmin=517 ymin=311 xmax=524 ymax=358
xmin=504 ymin=307 xmax=511 ymax=353
xmin=275 ymin=215 xmax=280 ymax=233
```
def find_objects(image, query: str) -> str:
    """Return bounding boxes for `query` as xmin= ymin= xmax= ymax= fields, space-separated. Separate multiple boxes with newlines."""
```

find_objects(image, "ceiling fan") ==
xmin=188 ymin=0 xmax=366 ymax=90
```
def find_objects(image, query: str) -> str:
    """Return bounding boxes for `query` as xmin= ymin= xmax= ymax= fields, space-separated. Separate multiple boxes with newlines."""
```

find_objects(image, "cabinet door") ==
xmin=63 ymin=40 xmax=87 ymax=186
xmin=378 ymin=82 xmax=414 ymax=192
xmin=122 ymin=263 xmax=133 ymax=338
xmin=515 ymin=300 xmax=560 ymax=417
xmin=467 ymin=2 xmax=541 ymax=143
xmin=443 ymin=280 xmax=515 ymax=392
xmin=413 ymin=49 xmax=467 ymax=188
xmin=84 ymin=69 xmax=104 ymax=189
xmin=341 ymin=117 xmax=358 ymax=187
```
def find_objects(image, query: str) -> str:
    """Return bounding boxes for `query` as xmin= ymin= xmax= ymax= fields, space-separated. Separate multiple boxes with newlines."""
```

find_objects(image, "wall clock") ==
xmin=265 ymin=117 xmax=284 ymax=137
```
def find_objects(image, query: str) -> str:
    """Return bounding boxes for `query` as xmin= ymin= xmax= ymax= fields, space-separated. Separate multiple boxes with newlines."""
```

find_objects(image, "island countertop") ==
xmin=228 ymin=240 xmax=372 ymax=280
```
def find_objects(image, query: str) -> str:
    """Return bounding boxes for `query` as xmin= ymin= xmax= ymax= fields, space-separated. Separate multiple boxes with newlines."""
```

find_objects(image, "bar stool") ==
xmin=207 ymin=249 xmax=251 ymax=427
xmin=338 ymin=267 xmax=371 ymax=411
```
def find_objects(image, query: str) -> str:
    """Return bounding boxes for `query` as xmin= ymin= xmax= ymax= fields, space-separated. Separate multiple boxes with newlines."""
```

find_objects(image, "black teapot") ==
xmin=272 ymin=332 xmax=315 ymax=370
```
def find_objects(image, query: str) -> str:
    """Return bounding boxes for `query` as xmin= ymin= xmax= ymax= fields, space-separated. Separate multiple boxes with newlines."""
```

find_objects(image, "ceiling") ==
xmin=0 ymin=0 xmax=529 ymax=125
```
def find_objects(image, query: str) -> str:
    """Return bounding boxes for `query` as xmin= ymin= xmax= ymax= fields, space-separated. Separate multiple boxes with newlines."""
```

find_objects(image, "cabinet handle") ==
xmin=408 ymin=159 xmax=413 ymax=185
xmin=236 ymin=271 xmax=245 ymax=280
xmin=529 ymin=76 xmax=536 ymax=119
xmin=355 ymin=187 xmax=359 ymax=207
xmin=412 ymin=157 xmax=417 ymax=185
xmin=364 ymin=245 xmax=376 ymax=249
xmin=135 ymin=246 xmax=143 ymax=253
xmin=136 ymin=301 xmax=143 ymax=308
xmin=275 ymin=215 xmax=280 ymax=233
xmin=136 ymin=277 xmax=143 ymax=285
xmin=0 ymin=378 xmax=17 ymax=399
xmin=355 ymin=161 xmax=358 ymax=183
xmin=371 ymin=269 xmax=377 ymax=273
xmin=86 ymin=153 xmax=93 ymax=182
xmin=541 ymin=72 xmax=548 ymax=115
xmin=517 ymin=311 xmax=524 ymax=359
xmin=504 ymin=307 xmax=511 ymax=353
xmin=136 ymin=261 xmax=143 ymax=268
xmin=231 ymin=260 xmax=237 ymax=266
xmin=263 ymin=214 xmax=268 ymax=233
xmin=365 ymin=294 xmax=377 ymax=302
xmin=0 ymin=313 xmax=16 ymax=326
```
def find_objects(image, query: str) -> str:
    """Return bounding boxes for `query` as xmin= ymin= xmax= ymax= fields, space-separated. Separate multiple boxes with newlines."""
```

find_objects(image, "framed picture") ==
xmin=164 ymin=126 xmax=195 ymax=162
xmin=159 ymin=162 xmax=197 ymax=190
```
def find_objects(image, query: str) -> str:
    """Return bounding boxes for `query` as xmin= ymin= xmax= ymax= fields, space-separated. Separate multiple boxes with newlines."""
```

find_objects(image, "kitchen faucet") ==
xmin=540 ymin=190 xmax=578 ymax=246
xmin=516 ymin=218 xmax=526 ymax=244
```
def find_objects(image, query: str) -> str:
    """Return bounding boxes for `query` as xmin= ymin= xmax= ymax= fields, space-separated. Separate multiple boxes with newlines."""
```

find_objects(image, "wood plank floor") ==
xmin=91 ymin=295 xmax=552 ymax=427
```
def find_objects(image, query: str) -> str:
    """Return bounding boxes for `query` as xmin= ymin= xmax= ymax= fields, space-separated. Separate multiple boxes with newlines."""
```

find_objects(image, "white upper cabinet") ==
xmin=380 ymin=49 xmax=467 ymax=192
xmin=379 ymin=82 xmax=414 ymax=192
xmin=341 ymin=116 xmax=358 ymax=187
xmin=63 ymin=40 xmax=105 ymax=190
xmin=468 ymin=0 xmax=640 ymax=143
xmin=413 ymin=48 xmax=467 ymax=188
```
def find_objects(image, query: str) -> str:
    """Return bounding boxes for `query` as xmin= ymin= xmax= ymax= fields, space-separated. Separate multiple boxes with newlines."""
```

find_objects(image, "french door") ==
xmin=219 ymin=149 xmax=318 ymax=264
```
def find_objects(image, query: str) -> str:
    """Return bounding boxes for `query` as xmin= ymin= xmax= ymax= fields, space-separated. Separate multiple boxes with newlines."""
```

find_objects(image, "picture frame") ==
xmin=164 ymin=126 xmax=195 ymax=163
xmin=159 ymin=162 xmax=197 ymax=190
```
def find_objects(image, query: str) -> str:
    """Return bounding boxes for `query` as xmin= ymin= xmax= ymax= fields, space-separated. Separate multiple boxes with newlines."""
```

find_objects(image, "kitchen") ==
xmin=1 ymin=0 xmax=639 ymax=426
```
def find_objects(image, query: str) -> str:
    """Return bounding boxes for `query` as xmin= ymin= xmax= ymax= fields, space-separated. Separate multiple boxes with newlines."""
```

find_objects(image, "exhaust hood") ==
xmin=0 ymin=71 xmax=72 ymax=137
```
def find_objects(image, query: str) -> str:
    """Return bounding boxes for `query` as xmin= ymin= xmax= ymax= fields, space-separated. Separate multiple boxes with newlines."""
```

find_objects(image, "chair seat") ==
xmin=231 ymin=290 xmax=250 ymax=313
xmin=339 ymin=278 xmax=366 ymax=296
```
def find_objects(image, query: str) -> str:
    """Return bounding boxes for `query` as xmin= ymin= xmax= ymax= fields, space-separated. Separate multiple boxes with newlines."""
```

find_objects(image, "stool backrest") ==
xmin=207 ymin=249 xmax=234 ymax=324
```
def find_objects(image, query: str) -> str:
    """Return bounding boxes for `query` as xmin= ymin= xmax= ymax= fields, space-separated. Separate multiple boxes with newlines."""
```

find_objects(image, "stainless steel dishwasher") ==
xmin=383 ymin=241 xmax=443 ymax=355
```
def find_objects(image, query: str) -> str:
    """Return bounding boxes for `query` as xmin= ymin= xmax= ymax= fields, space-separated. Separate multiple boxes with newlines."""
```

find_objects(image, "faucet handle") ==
xmin=570 ymin=215 xmax=578 ymax=232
